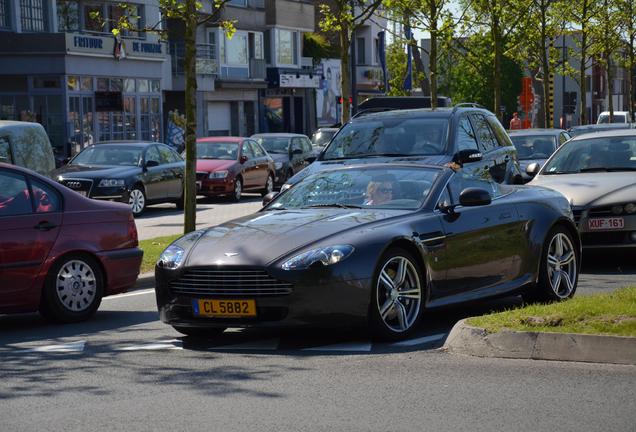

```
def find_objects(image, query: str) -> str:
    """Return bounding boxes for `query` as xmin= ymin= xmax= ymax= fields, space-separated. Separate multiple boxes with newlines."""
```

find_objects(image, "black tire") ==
xmin=368 ymin=247 xmax=424 ymax=341
xmin=129 ymin=186 xmax=146 ymax=216
xmin=172 ymin=326 xmax=227 ymax=338
xmin=523 ymin=225 xmax=579 ymax=303
xmin=231 ymin=177 xmax=242 ymax=202
xmin=261 ymin=174 xmax=275 ymax=197
xmin=40 ymin=254 xmax=104 ymax=323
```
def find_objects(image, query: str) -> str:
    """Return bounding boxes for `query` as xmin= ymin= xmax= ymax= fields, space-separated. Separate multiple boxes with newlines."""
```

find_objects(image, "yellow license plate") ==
xmin=194 ymin=299 xmax=256 ymax=317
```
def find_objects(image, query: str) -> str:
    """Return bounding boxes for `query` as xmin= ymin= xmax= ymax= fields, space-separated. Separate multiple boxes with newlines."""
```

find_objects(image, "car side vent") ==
xmin=169 ymin=268 xmax=293 ymax=297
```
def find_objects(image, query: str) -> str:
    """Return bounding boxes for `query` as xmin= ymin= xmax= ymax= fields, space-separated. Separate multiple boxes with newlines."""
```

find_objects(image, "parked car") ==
xmin=156 ymin=163 xmax=580 ymax=340
xmin=284 ymin=105 xmax=523 ymax=189
xmin=527 ymin=129 xmax=636 ymax=249
xmin=568 ymin=123 xmax=633 ymax=137
xmin=0 ymin=163 xmax=142 ymax=322
xmin=53 ymin=141 xmax=185 ymax=216
xmin=311 ymin=127 xmax=339 ymax=149
xmin=194 ymin=137 xmax=276 ymax=202
xmin=251 ymin=133 xmax=314 ymax=186
xmin=597 ymin=111 xmax=631 ymax=124
xmin=0 ymin=120 xmax=55 ymax=177
xmin=508 ymin=128 xmax=570 ymax=182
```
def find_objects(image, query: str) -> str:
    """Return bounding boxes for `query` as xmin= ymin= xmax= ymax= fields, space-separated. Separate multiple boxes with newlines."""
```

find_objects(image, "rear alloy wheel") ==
xmin=129 ymin=187 xmax=146 ymax=216
xmin=261 ymin=174 xmax=274 ymax=197
xmin=40 ymin=255 xmax=104 ymax=323
xmin=231 ymin=178 xmax=242 ymax=202
xmin=369 ymin=248 xmax=424 ymax=340
xmin=172 ymin=326 xmax=227 ymax=338
xmin=524 ymin=226 xmax=579 ymax=303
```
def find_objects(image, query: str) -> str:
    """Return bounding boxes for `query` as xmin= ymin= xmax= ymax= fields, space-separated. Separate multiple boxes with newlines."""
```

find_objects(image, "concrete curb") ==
xmin=444 ymin=319 xmax=636 ymax=365
xmin=133 ymin=272 xmax=155 ymax=290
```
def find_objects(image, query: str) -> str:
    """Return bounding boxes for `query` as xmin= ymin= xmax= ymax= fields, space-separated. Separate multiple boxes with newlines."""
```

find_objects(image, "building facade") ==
xmin=0 ymin=0 xmax=168 ymax=157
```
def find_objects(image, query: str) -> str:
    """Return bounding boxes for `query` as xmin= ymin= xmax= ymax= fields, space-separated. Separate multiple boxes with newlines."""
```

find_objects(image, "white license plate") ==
xmin=588 ymin=217 xmax=624 ymax=230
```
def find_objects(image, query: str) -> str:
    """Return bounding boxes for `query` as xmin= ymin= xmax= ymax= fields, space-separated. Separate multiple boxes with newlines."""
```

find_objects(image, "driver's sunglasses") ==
xmin=378 ymin=188 xmax=393 ymax=194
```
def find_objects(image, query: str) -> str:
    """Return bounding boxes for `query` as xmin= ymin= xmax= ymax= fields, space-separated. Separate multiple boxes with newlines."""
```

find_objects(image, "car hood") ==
xmin=530 ymin=172 xmax=636 ymax=207
xmin=288 ymin=155 xmax=451 ymax=185
xmin=53 ymin=164 xmax=140 ymax=179
xmin=196 ymin=159 xmax=236 ymax=172
xmin=185 ymin=208 xmax=410 ymax=267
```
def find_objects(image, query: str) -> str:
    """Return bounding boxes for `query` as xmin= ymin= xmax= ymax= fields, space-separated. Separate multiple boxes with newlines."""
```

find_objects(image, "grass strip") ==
xmin=139 ymin=234 xmax=181 ymax=273
xmin=467 ymin=286 xmax=636 ymax=337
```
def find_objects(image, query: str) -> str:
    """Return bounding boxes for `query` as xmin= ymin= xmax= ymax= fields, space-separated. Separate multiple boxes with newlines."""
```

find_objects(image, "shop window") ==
xmin=0 ymin=95 xmax=29 ymax=120
xmin=0 ymin=0 xmax=10 ymax=29
xmin=137 ymin=79 xmax=149 ymax=93
xmin=123 ymin=96 xmax=136 ymax=139
xmin=57 ymin=0 xmax=79 ymax=32
xmin=33 ymin=77 xmax=61 ymax=89
xmin=67 ymin=76 xmax=80 ymax=91
xmin=20 ymin=0 xmax=47 ymax=32
xmin=123 ymin=79 xmax=135 ymax=92
xmin=96 ymin=77 xmax=108 ymax=91
xmin=80 ymin=77 xmax=93 ymax=91
xmin=150 ymin=79 xmax=160 ymax=92
xmin=110 ymin=78 xmax=123 ymax=91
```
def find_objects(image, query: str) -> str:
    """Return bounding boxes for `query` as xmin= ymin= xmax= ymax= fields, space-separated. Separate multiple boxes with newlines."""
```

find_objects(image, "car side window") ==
xmin=455 ymin=116 xmax=479 ymax=151
xmin=471 ymin=114 xmax=498 ymax=152
xmin=302 ymin=138 xmax=313 ymax=153
xmin=291 ymin=138 xmax=302 ymax=152
xmin=447 ymin=170 xmax=501 ymax=204
xmin=157 ymin=145 xmax=177 ymax=164
xmin=486 ymin=116 xmax=513 ymax=147
xmin=249 ymin=140 xmax=265 ymax=158
xmin=241 ymin=141 xmax=255 ymax=158
xmin=0 ymin=170 xmax=32 ymax=217
xmin=31 ymin=178 xmax=61 ymax=213
xmin=559 ymin=133 xmax=570 ymax=145
xmin=0 ymin=136 xmax=13 ymax=164
xmin=145 ymin=146 xmax=161 ymax=165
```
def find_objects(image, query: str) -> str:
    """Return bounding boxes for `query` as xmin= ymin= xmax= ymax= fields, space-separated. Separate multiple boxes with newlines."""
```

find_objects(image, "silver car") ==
xmin=527 ymin=129 xmax=636 ymax=249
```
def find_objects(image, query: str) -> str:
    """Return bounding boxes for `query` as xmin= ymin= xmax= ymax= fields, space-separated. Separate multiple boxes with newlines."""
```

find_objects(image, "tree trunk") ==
xmin=429 ymin=0 xmax=438 ymax=109
xmin=629 ymin=35 xmax=635 ymax=123
xmin=183 ymin=0 xmax=198 ymax=234
xmin=340 ymin=26 xmax=351 ymax=123
xmin=492 ymin=15 xmax=502 ymax=120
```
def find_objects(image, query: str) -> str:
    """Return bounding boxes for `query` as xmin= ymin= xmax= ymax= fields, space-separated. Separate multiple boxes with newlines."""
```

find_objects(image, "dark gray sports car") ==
xmin=155 ymin=163 xmax=580 ymax=340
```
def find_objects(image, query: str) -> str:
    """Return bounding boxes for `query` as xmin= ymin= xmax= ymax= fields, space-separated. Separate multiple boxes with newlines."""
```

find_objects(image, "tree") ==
xmin=385 ymin=40 xmax=409 ymax=95
xmin=618 ymin=0 xmax=636 ymax=122
xmin=319 ymin=0 xmax=384 ymax=122
xmin=95 ymin=0 xmax=233 ymax=234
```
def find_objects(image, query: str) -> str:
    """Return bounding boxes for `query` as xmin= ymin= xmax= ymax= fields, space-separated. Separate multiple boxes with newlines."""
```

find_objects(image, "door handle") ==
xmin=499 ymin=212 xmax=512 ymax=220
xmin=34 ymin=221 xmax=57 ymax=231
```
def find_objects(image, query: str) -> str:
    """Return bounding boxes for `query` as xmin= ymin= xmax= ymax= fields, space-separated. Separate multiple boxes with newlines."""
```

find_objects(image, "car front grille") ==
xmin=60 ymin=178 xmax=94 ymax=195
xmin=169 ymin=268 xmax=294 ymax=297
xmin=581 ymin=232 xmax=632 ymax=246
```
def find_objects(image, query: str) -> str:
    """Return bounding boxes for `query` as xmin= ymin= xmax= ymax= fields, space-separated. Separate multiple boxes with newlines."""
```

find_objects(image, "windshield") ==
xmin=322 ymin=118 xmax=449 ymax=160
xmin=598 ymin=114 xmax=626 ymax=124
xmin=71 ymin=145 xmax=142 ymax=166
xmin=268 ymin=166 xmax=440 ymax=210
xmin=510 ymin=135 xmax=557 ymax=160
xmin=312 ymin=130 xmax=337 ymax=147
xmin=196 ymin=142 xmax=238 ymax=160
xmin=255 ymin=137 xmax=290 ymax=154
xmin=542 ymin=136 xmax=636 ymax=174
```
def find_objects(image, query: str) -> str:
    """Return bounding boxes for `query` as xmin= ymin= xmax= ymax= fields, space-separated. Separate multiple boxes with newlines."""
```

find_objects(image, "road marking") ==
xmin=104 ymin=288 xmax=155 ymax=300
xmin=390 ymin=333 xmax=446 ymax=347
xmin=302 ymin=341 xmax=372 ymax=352
xmin=116 ymin=339 xmax=182 ymax=351
xmin=16 ymin=340 xmax=86 ymax=353
xmin=213 ymin=338 xmax=280 ymax=350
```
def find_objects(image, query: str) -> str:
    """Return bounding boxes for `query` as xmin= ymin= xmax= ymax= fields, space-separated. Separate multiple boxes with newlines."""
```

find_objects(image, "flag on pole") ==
xmin=403 ymin=24 xmax=412 ymax=92
xmin=378 ymin=31 xmax=388 ymax=93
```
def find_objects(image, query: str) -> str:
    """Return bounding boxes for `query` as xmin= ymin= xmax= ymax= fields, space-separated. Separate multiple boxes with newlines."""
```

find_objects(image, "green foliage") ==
xmin=386 ymin=41 xmax=409 ymax=96
xmin=139 ymin=234 xmax=181 ymax=273
xmin=303 ymin=33 xmax=338 ymax=62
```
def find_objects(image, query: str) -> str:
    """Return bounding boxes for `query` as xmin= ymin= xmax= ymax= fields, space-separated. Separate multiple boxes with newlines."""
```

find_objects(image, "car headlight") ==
xmin=282 ymin=245 xmax=354 ymax=270
xmin=275 ymin=162 xmax=283 ymax=169
xmin=209 ymin=170 xmax=228 ymax=179
xmin=625 ymin=203 xmax=636 ymax=214
xmin=157 ymin=230 xmax=205 ymax=269
xmin=98 ymin=179 xmax=125 ymax=187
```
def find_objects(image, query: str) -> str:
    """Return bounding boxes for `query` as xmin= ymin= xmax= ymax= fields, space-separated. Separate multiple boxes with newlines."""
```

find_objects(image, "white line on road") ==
xmin=390 ymin=333 xmax=446 ymax=347
xmin=16 ymin=340 xmax=86 ymax=353
xmin=103 ymin=288 xmax=155 ymax=300
xmin=116 ymin=339 xmax=183 ymax=351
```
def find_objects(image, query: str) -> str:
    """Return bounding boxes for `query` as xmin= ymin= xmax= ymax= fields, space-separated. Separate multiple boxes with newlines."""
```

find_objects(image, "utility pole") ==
xmin=350 ymin=0 xmax=358 ymax=116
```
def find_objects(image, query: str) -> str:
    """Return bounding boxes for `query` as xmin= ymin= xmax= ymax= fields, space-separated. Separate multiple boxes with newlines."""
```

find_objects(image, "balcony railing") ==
xmin=170 ymin=42 xmax=218 ymax=76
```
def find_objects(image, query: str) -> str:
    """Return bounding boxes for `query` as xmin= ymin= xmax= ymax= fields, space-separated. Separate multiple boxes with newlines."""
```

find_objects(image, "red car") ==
xmin=194 ymin=137 xmax=276 ymax=201
xmin=0 ymin=163 xmax=143 ymax=323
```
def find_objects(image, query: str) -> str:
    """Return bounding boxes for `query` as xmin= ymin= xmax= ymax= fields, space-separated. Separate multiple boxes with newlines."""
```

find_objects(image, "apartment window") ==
xmin=20 ymin=0 xmax=47 ymax=32
xmin=82 ymin=2 xmax=142 ymax=36
xmin=253 ymin=32 xmax=263 ymax=60
xmin=276 ymin=29 xmax=297 ymax=65
xmin=57 ymin=0 xmax=79 ymax=31
xmin=0 ymin=0 xmax=10 ymax=29
xmin=225 ymin=32 xmax=248 ymax=65
xmin=357 ymin=37 xmax=365 ymax=65
xmin=374 ymin=38 xmax=380 ymax=63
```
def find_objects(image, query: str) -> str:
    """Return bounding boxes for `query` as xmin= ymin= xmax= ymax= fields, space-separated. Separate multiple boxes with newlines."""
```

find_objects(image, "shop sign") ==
xmin=66 ymin=33 xmax=165 ymax=61
xmin=279 ymin=73 xmax=320 ymax=88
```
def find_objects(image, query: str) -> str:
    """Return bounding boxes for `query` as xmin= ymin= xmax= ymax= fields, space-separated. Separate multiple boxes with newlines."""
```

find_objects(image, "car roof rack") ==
xmin=452 ymin=102 xmax=486 ymax=112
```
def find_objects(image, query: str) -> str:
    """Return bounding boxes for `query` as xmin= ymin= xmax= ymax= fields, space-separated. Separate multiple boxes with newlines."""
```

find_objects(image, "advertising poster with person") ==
xmin=316 ymin=59 xmax=342 ymax=126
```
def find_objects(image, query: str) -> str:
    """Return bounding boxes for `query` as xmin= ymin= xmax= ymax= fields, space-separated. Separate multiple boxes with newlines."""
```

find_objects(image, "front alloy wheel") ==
xmin=261 ymin=174 xmax=274 ymax=197
xmin=370 ymin=248 xmax=423 ymax=340
xmin=232 ymin=178 xmax=242 ymax=202
xmin=129 ymin=187 xmax=146 ymax=215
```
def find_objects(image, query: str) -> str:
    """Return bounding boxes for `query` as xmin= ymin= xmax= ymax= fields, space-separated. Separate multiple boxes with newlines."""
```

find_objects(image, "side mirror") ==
xmin=452 ymin=149 xmax=483 ymax=166
xmin=262 ymin=191 xmax=277 ymax=206
xmin=145 ymin=160 xmax=159 ymax=168
xmin=239 ymin=155 xmax=248 ymax=164
xmin=526 ymin=162 xmax=541 ymax=177
xmin=459 ymin=187 xmax=492 ymax=207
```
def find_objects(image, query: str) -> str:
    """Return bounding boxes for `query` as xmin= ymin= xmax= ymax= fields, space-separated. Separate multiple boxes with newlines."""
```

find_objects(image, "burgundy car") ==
xmin=0 ymin=163 xmax=143 ymax=323
xmin=195 ymin=137 xmax=276 ymax=201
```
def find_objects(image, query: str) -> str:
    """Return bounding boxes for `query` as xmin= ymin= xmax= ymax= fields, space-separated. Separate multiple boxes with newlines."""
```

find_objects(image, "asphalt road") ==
xmin=1 ymin=200 xmax=635 ymax=431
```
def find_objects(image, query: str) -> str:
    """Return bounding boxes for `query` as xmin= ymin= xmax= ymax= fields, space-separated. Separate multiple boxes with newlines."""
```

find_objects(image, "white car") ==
xmin=597 ymin=111 xmax=631 ymax=124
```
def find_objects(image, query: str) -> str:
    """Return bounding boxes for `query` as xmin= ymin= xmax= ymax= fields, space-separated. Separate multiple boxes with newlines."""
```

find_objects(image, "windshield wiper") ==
xmin=303 ymin=203 xmax=363 ymax=209
xmin=266 ymin=206 xmax=288 ymax=210
xmin=579 ymin=168 xmax=610 ymax=172
xmin=542 ymin=170 xmax=577 ymax=175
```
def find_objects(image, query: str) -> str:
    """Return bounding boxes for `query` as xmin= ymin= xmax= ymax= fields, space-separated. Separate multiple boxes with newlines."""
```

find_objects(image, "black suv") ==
xmin=285 ymin=106 xmax=522 ymax=187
